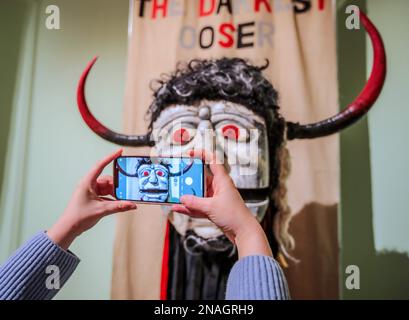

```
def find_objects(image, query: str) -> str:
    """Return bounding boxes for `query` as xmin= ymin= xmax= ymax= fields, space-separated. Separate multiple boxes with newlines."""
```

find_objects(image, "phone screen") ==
xmin=114 ymin=156 xmax=204 ymax=204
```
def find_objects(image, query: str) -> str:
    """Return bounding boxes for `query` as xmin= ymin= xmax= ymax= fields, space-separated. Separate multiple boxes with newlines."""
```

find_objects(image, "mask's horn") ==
xmin=286 ymin=11 xmax=386 ymax=140
xmin=77 ymin=57 xmax=153 ymax=146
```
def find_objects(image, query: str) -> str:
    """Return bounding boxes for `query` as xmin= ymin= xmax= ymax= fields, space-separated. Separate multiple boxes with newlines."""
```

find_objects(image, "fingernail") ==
xmin=127 ymin=202 xmax=136 ymax=209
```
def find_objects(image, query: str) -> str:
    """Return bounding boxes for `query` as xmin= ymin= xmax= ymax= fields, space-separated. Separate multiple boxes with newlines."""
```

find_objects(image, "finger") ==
xmin=208 ymin=161 xmax=228 ymax=178
xmin=180 ymin=195 xmax=211 ymax=214
xmin=171 ymin=204 xmax=207 ymax=219
xmin=97 ymin=175 xmax=113 ymax=184
xmin=187 ymin=149 xmax=215 ymax=163
xmin=99 ymin=200 xmax=137 ymax=217
xmin=85 ymin=149 xmax=122 ymax=183
xmin=188 ymin=149 xmax=227 ymax=178
xmin=96 ymin=175 xmax=115 ymax=196
xmin=171 ymin=204 xmax=189 ymax=214
xmin=205 ymin=174 xmax=214 ymax=194
xmin=99 ymin=196 xmax=115 ymax=201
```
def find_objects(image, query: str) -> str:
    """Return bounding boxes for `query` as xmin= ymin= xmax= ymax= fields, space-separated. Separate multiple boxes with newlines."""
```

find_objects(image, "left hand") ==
xmin=172 ymin=150 xmax=272 ymax=258
xmin=47 ymin=149 xmax=137 ymax=250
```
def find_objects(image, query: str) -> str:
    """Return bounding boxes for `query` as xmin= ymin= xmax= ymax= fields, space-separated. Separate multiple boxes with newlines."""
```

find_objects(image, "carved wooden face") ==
xmin=137 ymin=163 xmax=169 ymax=202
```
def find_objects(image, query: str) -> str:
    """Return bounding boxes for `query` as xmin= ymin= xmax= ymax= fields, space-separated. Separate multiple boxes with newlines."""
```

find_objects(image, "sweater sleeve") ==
xmin=225 ymin=255 xmax=290 ymax=300
xmin=0 ymin=231 xmax=80 ymax=300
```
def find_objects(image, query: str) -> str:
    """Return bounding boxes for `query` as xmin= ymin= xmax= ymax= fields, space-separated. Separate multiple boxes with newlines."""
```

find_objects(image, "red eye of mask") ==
xmin=222 ymin=125 xmax=239 ymax=141
xmin=157 ymin=170 xmax=164 ymax=177
xmin=173 ymin=128 xmax=191 ymax=144
xmin=143 ymin=171 xmax=149 ymax=177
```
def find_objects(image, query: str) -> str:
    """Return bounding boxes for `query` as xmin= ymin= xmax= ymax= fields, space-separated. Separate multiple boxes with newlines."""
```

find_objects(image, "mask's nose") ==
xmin=192 ymin=106 xmax=227 ymax=165
xmin=148 ymin=171 xmax=159 ymax=184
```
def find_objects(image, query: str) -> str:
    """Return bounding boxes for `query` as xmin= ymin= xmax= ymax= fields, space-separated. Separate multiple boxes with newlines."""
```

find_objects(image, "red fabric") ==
xmin=160 ymin=222 xmax=170 ymax=300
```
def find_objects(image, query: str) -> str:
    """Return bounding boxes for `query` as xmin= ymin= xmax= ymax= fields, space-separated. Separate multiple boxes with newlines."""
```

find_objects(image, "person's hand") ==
xmin=172 ymin=150 xmax=272 ymax=258
xmin=47 ymin=149 xmax=136 ymax=250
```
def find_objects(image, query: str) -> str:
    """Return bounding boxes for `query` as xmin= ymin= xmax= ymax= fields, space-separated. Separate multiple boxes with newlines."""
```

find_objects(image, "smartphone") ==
xmin=114 ymin=156 xmax=205 ymax=204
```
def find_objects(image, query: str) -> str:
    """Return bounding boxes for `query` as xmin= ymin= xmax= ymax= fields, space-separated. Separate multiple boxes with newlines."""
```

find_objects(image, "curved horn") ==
xmin=77 ymin=57 xmax=153 ymax=146
xmin=116 ymin=162 xmax=139 ymax=177
xmin=287 ymin=11 xmax=386 ymax=140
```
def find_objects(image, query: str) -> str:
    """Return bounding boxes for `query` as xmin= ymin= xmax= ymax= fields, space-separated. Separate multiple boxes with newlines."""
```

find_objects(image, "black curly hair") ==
xmin=147 ymin=58 xmax=282 ymax=128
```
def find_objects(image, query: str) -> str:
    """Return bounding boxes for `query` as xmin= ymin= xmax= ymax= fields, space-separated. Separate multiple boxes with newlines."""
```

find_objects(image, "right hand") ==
xmin=172 ymin=150 xmax=272 ymax=258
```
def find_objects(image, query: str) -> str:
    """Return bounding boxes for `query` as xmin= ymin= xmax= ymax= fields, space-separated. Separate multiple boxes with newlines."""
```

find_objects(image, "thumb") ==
xmin=100 ymin=201 xmax=137 ymax=216
xmin=180 ymin=195 xmax=210 ymax=214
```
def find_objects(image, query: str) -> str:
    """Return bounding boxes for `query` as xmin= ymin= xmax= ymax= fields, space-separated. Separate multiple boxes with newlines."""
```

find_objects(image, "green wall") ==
xmin=339 ymin=0 xmax=409 ymax=299
xmin=0 ymin=0 xmax=130 ymax=299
